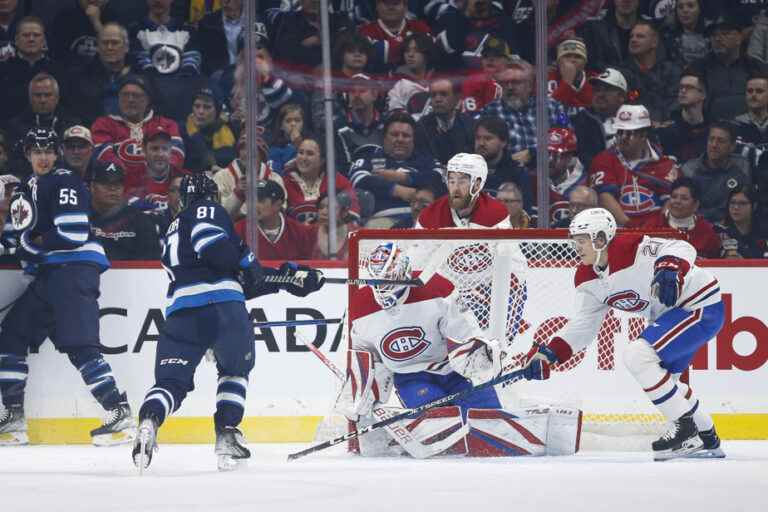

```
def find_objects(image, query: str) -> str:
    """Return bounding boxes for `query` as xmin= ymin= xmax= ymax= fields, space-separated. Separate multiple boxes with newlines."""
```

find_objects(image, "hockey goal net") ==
xmin=338 ymin=228 xmax=682 ymax=450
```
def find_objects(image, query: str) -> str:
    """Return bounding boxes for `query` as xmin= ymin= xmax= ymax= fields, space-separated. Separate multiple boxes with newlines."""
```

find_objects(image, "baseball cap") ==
xmin=257 ymin=179 xmax=285 ymax=202
xmin=118 ymin=74 xmax=152 ymax=99
xmin=590 ymin=68 xmax=628 ymax=93
xmin=481 ymin=36 xmax=512 ymax=59
xmin=706 ymin=15 xmax=743 ymax=35
xmin=557 ymin=38 xmax=588 ymax=61
xmin=92 ymin=161 xmax=125 ymax=184
xmin=63 ymin=125 xmax=93 ymax=145
xmin=143 ymin=124 xmax=172 ymax=142
xmin=614 ymin=104 xmax=651 ymax=131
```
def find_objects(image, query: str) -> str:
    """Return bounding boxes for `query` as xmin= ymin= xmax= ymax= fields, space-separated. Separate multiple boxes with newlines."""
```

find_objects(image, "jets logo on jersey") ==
xmin=380 ymin=327 xmax=431 ymax=361
xmin=605 ymin=290 xmax=649 ymax=313
xmin=9 ymin=192 xmax=36 ymax=231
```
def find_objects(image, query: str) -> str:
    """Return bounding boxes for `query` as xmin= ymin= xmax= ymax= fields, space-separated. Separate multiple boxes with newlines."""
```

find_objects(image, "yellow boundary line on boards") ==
xmin=21 ymin=414 xmax=768 ymax=444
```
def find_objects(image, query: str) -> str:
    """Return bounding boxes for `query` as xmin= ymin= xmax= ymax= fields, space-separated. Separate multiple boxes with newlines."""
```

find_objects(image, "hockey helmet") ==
xmin=446 ymin=152 xmax=488 ymax=199
xmin=613 ymin=104 xmax=651 ymax=131
xmin=569 ymin=207 xmax=617 ymax=249
xmin=24 ymin=127 xmax=59 ymax=154
xmin=366 ymin=242 xmax=412 ymax=309
xmin=179 ymin=172 xmax=219 ymax=210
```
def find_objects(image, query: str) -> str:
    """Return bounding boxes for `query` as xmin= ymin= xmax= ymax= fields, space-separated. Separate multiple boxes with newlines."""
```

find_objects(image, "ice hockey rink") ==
xmin=3 ymin=441 xmax=767 ymax=512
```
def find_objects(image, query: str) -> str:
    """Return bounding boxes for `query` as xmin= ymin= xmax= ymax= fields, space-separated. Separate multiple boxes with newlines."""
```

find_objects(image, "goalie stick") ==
xmin=264 ymin=275 xmax=423 ymax=287
xmin=253 ymin=318 xmax=342 ymax=329
xmin=287 ymin=366 xmax=527 ymax=461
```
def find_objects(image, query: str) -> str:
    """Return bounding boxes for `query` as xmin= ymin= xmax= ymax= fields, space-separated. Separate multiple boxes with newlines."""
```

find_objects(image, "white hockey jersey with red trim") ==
xmin=349 ymin=275 xmax=483 ymax=375
xmin=415 ymin=193 xmax=510 ymax=228
xmin=552 ymin=234 xmax=721 ymax=359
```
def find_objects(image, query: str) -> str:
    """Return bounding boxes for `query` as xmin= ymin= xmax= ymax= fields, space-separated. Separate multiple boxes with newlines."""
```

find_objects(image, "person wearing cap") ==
xmin=459 ymin=35 xmax=508 ymax=114
xmin=689 ymin=15 xmax=768 ymax=120
xmin=572 ymin=67 xmax=629 ymax=168
xmin=548 ymin=37 xmax=594 ymax=111
xmin=537 ymin=127 xmax=587 ymax=227
xmin=655 ymin=71 xmax=709 ymax=163
xmin=358 ymin=0 xmax=431 ymax=72
xmin=620 ymin=20 xmax=683 ymax=122
xmin=588 ymin=103 xmax=680 ymax=226
xmin=335 ymin=72 xmax=385 ymax=174
xmin=89 ymin=159 xmax=162 ymax=260
xmin=61 ymin=125 xmax=96 ymax=180
xmin=92 ymin=73 xmax=185 ymax=171
xmin=196 ymin=0 xmax=244 ymax=75
xmin=234 ymin=179 xmax=317 ymax=260
xmin=181 ymin=87 xmax=236 ymax=171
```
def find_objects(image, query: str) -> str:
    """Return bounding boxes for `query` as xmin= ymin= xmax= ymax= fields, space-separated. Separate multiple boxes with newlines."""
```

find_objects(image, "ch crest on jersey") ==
xmin=9 ymin=193 xmax=36 ymax=231
xmin=380 ymin=327 xmax=431 ymax=361
xmin=619 ymin=184 xmax=658 ymax=215
xmin=605 ymin=290 xmax=649 ymax=313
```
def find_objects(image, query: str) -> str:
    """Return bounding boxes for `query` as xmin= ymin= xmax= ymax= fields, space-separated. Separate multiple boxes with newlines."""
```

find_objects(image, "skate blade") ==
xmin=654 ymin=439 xmax=704 ymax=461
xmin=684 ymin=447 xmax=726 ymax=459
xmin=93 ymin=428 xmax=137 ymax=447
xmin=217 ymin=455 xmax=248 ymax=472
xmin=0 ymin=431 xmax=29 ymax=446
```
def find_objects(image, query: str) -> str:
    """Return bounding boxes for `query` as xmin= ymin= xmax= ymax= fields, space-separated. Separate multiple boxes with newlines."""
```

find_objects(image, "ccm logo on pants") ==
xmin=160 ymin=358 xmax=189 ymax=366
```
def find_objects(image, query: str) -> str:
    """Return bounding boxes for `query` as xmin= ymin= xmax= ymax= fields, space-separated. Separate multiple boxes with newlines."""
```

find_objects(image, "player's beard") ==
xmin=449 ymin=192 xmax=472 ymax=211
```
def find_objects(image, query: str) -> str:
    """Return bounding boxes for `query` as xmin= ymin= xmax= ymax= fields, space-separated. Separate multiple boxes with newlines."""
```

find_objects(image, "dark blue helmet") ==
xmin=24 ymin=127 xmax=59 ymax=153
xmin=179 ymin=173 xmax=218 ymax=210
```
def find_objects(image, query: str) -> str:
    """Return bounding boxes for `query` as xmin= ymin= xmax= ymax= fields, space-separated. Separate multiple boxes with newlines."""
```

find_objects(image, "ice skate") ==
xmin=685 ymin=426 xmax=726 ymax=459
xmin=0 ymin=406 xmax=28 ymax=446
xmin=91 ymin=394 xmax=136 ymax=446
xmin=215 ymin=426 xmax=250 ymax=471
xmin=652 ymin=413 xmax=703 ymax=461
xmin=132 ymin=417 xmax=158 ymax=474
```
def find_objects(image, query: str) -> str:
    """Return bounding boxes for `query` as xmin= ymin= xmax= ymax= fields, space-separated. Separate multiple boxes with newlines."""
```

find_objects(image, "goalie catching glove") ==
xmin=448 ymin=337 xmax=502 ymax=386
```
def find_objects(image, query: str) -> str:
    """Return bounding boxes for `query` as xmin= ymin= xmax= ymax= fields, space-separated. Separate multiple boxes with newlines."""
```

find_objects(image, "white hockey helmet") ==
xmin=569 ymin=207 xmax=617 ymax=249
xmin=366 ymin=242 xmax=412 ymax=309
xmin=446 ymin=153 xmax=488 ymax=196
xmin=613 ymin=104 xmax=651 ymax=131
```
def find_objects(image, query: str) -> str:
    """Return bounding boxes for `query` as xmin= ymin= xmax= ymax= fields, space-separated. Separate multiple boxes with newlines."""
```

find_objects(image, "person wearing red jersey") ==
xmin=588 ymin=104 xmax=679 ymax=227
xmin=547 ymin=38 xmax=594 ymax=111
xmin=460 ymin=36 xmax=507 ymax=114
xmin=628 ymin=177 xmax=721 ymax=258
xmin=358 ymin=0 xmax=431 ymax=71
xmin=416 ymin=152 xmax=509 ymax=229
xmin=234 ymin=180 xmax=315 ymax=260
xmin=524 ymin=208 xmax=725 ymax=461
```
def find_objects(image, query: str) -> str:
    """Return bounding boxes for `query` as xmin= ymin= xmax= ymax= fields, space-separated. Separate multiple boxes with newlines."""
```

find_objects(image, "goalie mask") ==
xmin=569 ymin=207 xmax=616 ymax=274
xmin=366 ymin=242 xmax=412 ymax=309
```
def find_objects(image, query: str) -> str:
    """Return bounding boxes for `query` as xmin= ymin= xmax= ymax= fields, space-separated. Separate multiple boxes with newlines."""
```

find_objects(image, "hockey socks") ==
xmin=214 ymin=376 xmax=248 ymax=429
xmin=67 ymin=349 xmax=123 ymax=410
xmin=0 ymin=354 xmax=28 ymax=408
xmin=139 ymin=387 xmax=176 ymax=427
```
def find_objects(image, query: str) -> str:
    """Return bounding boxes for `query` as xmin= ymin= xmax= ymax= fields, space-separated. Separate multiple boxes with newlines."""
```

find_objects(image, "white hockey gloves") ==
xmin=448 ymin=337 xmax=502 ymax=385
xmin=334 ymin=350 xmax=394 ymax=422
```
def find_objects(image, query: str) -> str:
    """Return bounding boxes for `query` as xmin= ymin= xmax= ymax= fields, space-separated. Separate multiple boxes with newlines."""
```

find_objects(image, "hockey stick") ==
xmin=263 ymin=275 xmax=422 ymax=287
xmin=296 ymin=327 xmax=435 ymax=458
xmin=287 ymin=366 xmax=527 ymax=461
xmin=253 ymin=318 xmax=342 ymax=329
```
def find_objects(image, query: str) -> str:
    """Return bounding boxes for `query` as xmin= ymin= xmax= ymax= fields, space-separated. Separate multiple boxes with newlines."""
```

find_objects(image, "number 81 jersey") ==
xmin=161 ymin=199 xmax=245 ymax=317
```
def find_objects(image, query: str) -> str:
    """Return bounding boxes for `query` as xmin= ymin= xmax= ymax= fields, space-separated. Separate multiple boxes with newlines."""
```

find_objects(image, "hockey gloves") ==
xmin=523 ymin=344 xmax=559 ymax=381
xmin=278 ymin=262 xmax=325 ymax=297
xmin=448 ymin=337 xmax=502 ymax=386
xmin=652 ymin=255 xmax=690 ymax=307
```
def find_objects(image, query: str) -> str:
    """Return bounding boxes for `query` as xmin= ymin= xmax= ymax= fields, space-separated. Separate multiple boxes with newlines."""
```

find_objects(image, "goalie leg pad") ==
xmin=335 ymin=350 xmax=393 ymax=421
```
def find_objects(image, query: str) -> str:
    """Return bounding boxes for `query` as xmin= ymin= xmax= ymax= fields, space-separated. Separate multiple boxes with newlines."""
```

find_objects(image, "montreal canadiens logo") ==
xmin=620 ymin=184 xmax=658 ymax=214
xmin=380 ymin=327 xmax=431 ymax=362
xmin=9 ymin=194 xmax=36 ymax=231
xmin=606 ymin=290 xmax=649 ymax=312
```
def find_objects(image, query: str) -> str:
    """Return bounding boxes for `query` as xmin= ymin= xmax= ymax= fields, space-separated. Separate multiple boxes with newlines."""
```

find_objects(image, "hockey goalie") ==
xmin=334 ymin=242 xmax=582 ymax=458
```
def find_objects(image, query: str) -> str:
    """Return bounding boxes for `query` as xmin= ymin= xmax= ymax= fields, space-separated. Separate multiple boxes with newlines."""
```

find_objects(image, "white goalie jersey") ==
xmin=348 ymin=274 xmax=484 ymax=375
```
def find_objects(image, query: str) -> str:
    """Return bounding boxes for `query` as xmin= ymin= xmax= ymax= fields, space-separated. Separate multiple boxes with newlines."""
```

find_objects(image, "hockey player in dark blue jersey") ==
xmin=132 ymin=173 xmax=324 ymax=472
xmin=0 ymin=128 xmax=136 ymax=446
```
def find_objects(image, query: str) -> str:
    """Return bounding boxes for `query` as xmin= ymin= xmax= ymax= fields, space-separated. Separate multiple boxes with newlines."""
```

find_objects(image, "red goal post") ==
xmin=345 ymin=228 xmax=683 ymax=449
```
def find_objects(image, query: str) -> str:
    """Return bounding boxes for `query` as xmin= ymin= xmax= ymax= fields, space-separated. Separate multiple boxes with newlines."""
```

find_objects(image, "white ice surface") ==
xmin=2 ymin=442 xmax=766 ymax=512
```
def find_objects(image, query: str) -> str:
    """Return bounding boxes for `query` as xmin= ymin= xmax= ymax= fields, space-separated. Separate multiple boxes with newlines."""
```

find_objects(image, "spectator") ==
xmin=496 ymin=182 xmax=530 ymax=229
xmin=548 ymin=38 xmax=593 ymax=111
xmin=5 ymin=73 xmax=79 ymax=177
xmin=0 ymin=16 xmax=66 ymax=123
xmin=61 ymin=125 xmax=96 ymax=181
xmin=196 ymin=0 xmax=243 ymax=75
xmin=479 ymin=59 xmax=571 ymax=170
xmin=589 ymin=104 xmax=680 ymax=226
xmin=0 ymin=131 xmax=10 ymax=174
xmin=655 ymin=72 xmax=709 ymax=163
xmin=310 ymin=191 xmax=359 ymax=260
xmin=189 ymin=0 xmax=221 ymax=26
xmin=181 ymin=87 xmax=236 ymax=171
xmin=578 ymin=0 xmax=642 ymax=71
xmin=572 ymin=68 xmax=629 ymax=168
xmin=748 ymin=9 xmax=768 ymax=64
xmin=358 ymin=0 xmax=430 ymax=72
xmin=386 ymin=32 xmax=436 ymax=119
xmin=538 ymin=127 xmax=587 ymax=227
xmin=90 ymin=160 xmax=162 ymax=260
xmin=267 ymin=103 xmax=306 ymax=174
xmin=682 ymin=121 xmax=751 ymax=223
xmin=473 ymin=116 xmax=532 ymax=208
xmin=150 ymin=172 xmax=182 ymax=234
xmin=283 ymin=135 xmax=359 ymax=224
xmin=69 ymin=22 xmax=134 ymax=126
xmin=628 ymin=176 xmax=720 ymax=258
xmin=414 ymin=77 xmax=474 ymax=165
xmin=733 ymin=74 xmax=768 ymax=151
xmin=234 ymin=179 xmax=316 ymax=260
xmin=460 ymin=35 xmax=507 ymax=114
xmin=689 ymin=15 xmax=767 ymax=121
xmin=552 ymin=184 xmax=599 ymax=228
xmin=620 ymin=20 xmax=682 ymax=123
xmin=50 ymin=0 xmax=119 ymax=65
xmin=92 ymin=74 xmax=185 ymax=170
xmin=349 ymin=111 xmax=442 ymax=226
xmin=715 ymin=185 xmax=768 ymax=258
xmin=128 ymin=0 xmax=193 ymax=57
xmin=391 ymin=185 xmax=437 ymax=228
xmin=660 ymin=0 xmax=711 ymax=67
xmin=0 ymin=0 xmax=22 ymax=62
xmin=334 ymin=73 xmax=384 ymax=175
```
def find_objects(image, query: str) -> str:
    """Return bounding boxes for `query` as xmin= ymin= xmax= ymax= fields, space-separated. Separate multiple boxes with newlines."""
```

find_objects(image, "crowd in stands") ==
xmin=1 ymin=0 xmax=768 ymax=262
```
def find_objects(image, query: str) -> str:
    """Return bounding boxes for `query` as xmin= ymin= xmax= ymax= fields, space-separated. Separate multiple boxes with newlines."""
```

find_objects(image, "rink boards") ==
xmin=0 ymin=261 xmax=766 ymax=444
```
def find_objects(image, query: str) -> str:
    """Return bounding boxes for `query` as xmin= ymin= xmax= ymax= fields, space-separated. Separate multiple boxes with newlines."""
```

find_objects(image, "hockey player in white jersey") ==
xmin=336 ymin=242 xmax=581 ymax=458
xmin=523 ymin=207 xmax=725 ymax=460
